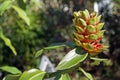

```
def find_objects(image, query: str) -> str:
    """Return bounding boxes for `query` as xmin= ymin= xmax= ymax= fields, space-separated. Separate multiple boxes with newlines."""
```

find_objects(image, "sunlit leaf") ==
xmin=23 ymin=0 xmax=27 ymax=3
xmin=35 ymin=49 xmax=44 ymax=57
xmin=35 ymin=45 xmax=65 ymax=57
xmin=56 ymin=74 xmax=71 ymax=80
xmin=0 ymin=28 xmax=17 ymax=55
xmin=90 ymin=57 xmax=112 ymax=66
xmin=90 ymin=57 xmax=108 ymax=61
xmin=12 ymin=5 xmax=30 ymax=26
xmin=79 ymin=67 xmax=94 ymax=80
xmin=55 ymin=48 xmax=88 ymax=70
xmin=0 ymin=66 xmax=21 ymax=74
xmin=90 ymin=60 xmax=101 ymax=66
xmin=19 ymin=69 xmax=46 ymax=80
xmin=0 ymin=0 xmax=12 ymax=15
xmin=50 ymin=42 xmax=76 ymax=48
xmin=35 ymin=42 xmax=76 ymax=57
xmin=3 ymin=74 xmax=20 ymax=80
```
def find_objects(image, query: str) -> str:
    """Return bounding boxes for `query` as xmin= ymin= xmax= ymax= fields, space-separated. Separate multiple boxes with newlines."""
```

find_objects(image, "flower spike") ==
xmin=73 ymin=9 xmax=108 ymax=56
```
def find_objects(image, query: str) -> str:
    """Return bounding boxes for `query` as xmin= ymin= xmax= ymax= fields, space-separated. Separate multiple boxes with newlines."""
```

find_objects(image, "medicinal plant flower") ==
xmin=73 ymin=9 xmax=108 ymax=56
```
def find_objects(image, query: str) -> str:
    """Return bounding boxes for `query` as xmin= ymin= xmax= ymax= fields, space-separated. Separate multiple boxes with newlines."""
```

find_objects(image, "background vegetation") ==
xmin=0 ymin=0 xmax=120 ymax=80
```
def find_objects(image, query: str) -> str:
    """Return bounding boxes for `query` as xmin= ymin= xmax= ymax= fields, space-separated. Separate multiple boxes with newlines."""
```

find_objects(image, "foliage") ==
xmin=19 ymin=69 xmax=46 ymax=80
xmin=0 ymin=0 xmax=118 ymax=80
xmin=0 ymin=27 xmax=17 ymax=55
xmin=2 ymin=44 xmax=110 ymax=80
xmin=0 ymin=0 xmax=94 ymax=71
xmin=79 ymin=67 xmax=93 ymax=80
xmin=0 ymin=7 xmax=110 ymax=80
xmin=0 ymin=66 xmax=21 ymax=74
xmin=0 ymin=0 xmax=47 ymax=70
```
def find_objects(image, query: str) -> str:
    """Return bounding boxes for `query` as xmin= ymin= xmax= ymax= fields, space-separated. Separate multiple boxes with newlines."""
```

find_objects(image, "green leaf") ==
xmin=35 ymin=45 xmax=65 ymax=57
xmin=23 ymin=0 xmax=27 ymax=3
xmin=55 ymin=48 xmax=88 ymax=70
xmin=3 ymin=74 xmax=20 ymax=80
xmin=12 ymin=5 xmax=30 ymax=26
xmin=50 ymin=42 xmax=76 ymax=48
xmin=90 ymin=57 xmax=112 ymax=66
xmin=54 ymin=74 xmax=61 ymax=80
xmin=35 ymin=42 xmax=76 ymax=57
xmin=0 ymin=66 xmax=21 ymax=74
xmin=0 ymin=0 xmax=12 ymax=15
xmin=79 ymin=67 xmax=94 ymax=80
xmin=0 ymin=28 xmax=17 ymax=55
xmin=90 ymin=57 xmax=108 ymax=61
xmin=58 ymin=74 xmax=71 ymax=80
xmin=90 ymin=60 xmax=101 ymax=66
xmin=19 ymin=69 xmax=46 ymax=80
xmin=35 ymin=49 xmax=44 ymax=57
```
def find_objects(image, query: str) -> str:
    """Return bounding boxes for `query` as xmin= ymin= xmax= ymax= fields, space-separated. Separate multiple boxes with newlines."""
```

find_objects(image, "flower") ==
xmin=73 ymin=9 xmax=108 ymax=56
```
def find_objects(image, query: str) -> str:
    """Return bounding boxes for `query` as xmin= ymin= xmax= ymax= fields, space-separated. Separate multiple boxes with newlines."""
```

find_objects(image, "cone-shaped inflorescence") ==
xmin=73 ymin=9 xmax=108 ymax=56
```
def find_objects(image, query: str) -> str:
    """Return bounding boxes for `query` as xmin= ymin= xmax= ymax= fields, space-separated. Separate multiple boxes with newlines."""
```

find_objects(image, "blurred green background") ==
xmin=0 ymin=0 xmax=120 ymax=80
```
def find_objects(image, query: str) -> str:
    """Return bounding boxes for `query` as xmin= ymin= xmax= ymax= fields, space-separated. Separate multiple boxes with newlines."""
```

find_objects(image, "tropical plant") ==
xmin=1 ymin=9 xmax=110 ymax=80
